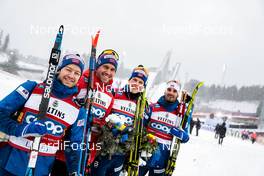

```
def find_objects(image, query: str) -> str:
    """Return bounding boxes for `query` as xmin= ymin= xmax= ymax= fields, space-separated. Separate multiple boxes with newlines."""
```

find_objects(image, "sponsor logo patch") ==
xmin=16 ymin=86 xmax=30 ymax=99
xmin=77 ymin=119 xmax=85 ymax=126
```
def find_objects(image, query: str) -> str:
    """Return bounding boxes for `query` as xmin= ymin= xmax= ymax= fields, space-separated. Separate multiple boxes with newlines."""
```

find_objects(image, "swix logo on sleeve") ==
xmin=16 ymin=86 xmax=30 ymax=99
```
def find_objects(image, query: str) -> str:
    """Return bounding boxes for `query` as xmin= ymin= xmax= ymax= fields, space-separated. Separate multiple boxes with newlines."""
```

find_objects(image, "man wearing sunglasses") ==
xmin=91 ymin=65 xmax=149 ymax=176
xmin=76 ymin=49 xmax=119 ymax=171
xmin=139 ymin=80 xmax=190 ymax=176
xmin=50 ymin=50 xmax=119 ymax=176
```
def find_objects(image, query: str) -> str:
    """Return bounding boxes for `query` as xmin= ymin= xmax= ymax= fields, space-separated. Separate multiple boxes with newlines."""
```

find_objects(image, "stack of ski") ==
xmin=25 ymin=25 xmax=64 ymax=176
xmin=127 ymin=89 xmax=147 ymax=176
xmin=165 ymin=82 xmax=204 ymax=176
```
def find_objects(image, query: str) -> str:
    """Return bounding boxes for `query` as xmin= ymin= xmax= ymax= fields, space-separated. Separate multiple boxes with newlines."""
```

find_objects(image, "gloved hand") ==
xmin=170 ymin=127 xmax=189 ymax=143
xmin=105 ymin=114 xmax=127 ymax=131
xmin=120 ymin=133 xmax=129 ymax=143
xmin=15 ymin=120 xmax=47 ymax=137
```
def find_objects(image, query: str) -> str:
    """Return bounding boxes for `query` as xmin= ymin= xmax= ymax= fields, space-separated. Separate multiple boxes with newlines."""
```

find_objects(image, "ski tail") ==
xmin=25 ymin=25 xmax=64 ymax=176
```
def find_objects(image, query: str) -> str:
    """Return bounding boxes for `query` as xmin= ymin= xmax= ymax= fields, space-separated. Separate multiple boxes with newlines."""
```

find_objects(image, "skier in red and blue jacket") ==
xmin=91 ymin=65 xmax=149 ymax=176
xmin=139 ymin=80 xmax=190 ymax=176
xmin=0 ymin=54 xmax=86 ymax=176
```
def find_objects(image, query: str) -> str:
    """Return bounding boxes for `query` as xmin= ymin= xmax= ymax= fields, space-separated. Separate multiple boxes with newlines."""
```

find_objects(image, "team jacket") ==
xmin=145 ymin=96 xmax=185 ymax=146
xmin=0 ymin=79 xmax=84 ymax=175
xmin=77 ymin=70 xmax=114 ymax=127
xmin=111 ymin=87 xmax=138 ymax=127
xmin=76 ymin=70 xmax=115 ymax=164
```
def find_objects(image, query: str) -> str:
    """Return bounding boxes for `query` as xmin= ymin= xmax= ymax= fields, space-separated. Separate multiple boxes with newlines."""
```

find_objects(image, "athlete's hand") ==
xmin=16 ymin=120 xmax=47 ymax=137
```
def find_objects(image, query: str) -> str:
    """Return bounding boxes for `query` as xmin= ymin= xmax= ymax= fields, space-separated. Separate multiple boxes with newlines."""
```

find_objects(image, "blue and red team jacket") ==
xmin=143 ymin=95 xmax=188 ymax=169
xmin=0 ymin=79 xmax=85 ymax=176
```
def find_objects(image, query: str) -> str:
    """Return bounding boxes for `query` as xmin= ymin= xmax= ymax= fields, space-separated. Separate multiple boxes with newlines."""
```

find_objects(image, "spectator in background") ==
xmin=241 ymin=130 xmax=249 ymax=140
xmin=190 ymin=118 xmax=195 ymax=134
xmin=214 ymin=123 xmax=220 ymax=139
xmin=250 ymin=131 xmax=257 ymax=144
xmin=195 ymin=118 xmax=201 ymax=136
xmin=218 ymin=122 xmax=227 ymax=145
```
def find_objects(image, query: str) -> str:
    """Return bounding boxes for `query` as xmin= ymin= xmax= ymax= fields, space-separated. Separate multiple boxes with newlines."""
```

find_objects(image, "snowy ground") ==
xmin=175 ymin=129 xmax=264 ymax=176
xmin=0 ymin=70 xmax=25 ymax=99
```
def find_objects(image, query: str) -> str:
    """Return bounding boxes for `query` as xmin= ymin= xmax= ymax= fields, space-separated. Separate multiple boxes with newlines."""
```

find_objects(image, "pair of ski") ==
xmin=127 ymin=89 xmax=147 ymax=176
xmin=165 ymin=82 xmax=204 ymax=176
xmin=21 ymin=25 xmax=99 ymax=176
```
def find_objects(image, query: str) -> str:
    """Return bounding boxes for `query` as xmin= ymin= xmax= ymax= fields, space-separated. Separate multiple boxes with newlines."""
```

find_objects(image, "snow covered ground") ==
xmin=0 ymin=70 xmax=25 ymax=99
xmin=175 ymin=129 xmax=264 ymax=176
xmin=0 ymin=53 xmax=9 ymax=63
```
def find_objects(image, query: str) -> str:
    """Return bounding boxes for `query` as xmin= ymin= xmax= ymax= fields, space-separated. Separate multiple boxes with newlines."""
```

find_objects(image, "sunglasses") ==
xmin=100 ymin=49 xmax=119 ymax=61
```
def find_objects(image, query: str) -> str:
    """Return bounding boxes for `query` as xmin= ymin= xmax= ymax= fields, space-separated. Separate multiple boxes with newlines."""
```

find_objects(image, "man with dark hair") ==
xmin=139 ymin=80 xmax=190 ymax=176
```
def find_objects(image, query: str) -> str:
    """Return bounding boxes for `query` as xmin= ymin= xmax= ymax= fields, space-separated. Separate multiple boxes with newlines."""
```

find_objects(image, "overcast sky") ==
xmin=1 ymin=0 xmax=264 ymax=86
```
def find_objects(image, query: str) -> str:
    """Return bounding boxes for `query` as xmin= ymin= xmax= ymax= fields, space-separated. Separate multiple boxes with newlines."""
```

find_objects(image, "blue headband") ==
xmin=57 ymin=54 xmax=84 ymax=74
xmin=96 ymin=53 xmax=118 ymax=70
xmin=129 ymin=69 xmax=148 ymax=86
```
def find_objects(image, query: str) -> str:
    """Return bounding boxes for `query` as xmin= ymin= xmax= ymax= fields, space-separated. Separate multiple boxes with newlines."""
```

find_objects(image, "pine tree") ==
xmin=4 ymin=50 xmax=19 ymax=75
xmin=0 ymin=30 xmax=3 ymax=48
xmin=2 ymin=34 xmax=10 ymax=52
xmin=256 ymin=101 xmax=263 ymax=117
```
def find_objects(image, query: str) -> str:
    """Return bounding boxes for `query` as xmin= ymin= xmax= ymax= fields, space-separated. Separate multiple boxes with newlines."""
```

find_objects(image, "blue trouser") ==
xmin=0 ymin=167 xmax=16 ymax=176
xmin=138 ymin=143 xmax=170 ymax=176
xmin=0 ymin=144 xmax=55 ymax=176
xmin=91 ymin=154 xmax=125 ymax=176
xmin=139 ymin=165 xmax=166 ymax=176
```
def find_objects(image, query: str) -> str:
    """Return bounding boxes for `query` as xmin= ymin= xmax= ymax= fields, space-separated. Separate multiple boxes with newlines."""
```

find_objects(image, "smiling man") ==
xmin=51 ymin=50 xmax=119 ymax=175
xmin=139 ymin=80 xmax=190 ymax=176
xmin=0 ymin=54 xmax=86 ymax=176
xmin=76 ymin=49 xmax=119 ymax=173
